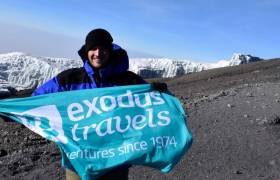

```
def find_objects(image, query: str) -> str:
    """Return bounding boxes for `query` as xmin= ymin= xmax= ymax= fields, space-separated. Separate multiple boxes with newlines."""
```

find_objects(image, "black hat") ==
xmin=85 ymin=28 xmax=113 ymax=52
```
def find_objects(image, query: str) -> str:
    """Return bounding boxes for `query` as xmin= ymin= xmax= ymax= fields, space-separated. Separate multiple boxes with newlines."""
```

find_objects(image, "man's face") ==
xmin=87 ymin=46 xmax=110 ymax=69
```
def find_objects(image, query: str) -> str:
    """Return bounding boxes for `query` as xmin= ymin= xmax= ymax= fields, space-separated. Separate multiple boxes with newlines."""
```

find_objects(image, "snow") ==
xmin=0 ymin=52 xmax=82 ymax=91
xmin=129 ymin=58 xmax=209 ymax=78
xmin=0 ymin=52 xmax=262 ymax=92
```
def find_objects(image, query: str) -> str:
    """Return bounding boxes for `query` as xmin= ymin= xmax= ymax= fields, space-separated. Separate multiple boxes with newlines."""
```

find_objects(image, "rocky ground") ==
xmin=1 ymin=58 xmax=280 ymax=180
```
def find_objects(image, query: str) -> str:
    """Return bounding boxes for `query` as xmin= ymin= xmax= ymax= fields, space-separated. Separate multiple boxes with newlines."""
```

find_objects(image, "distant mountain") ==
xmin=129 ymin=58 xmax=208 ymax=78
xmin=0 ymin=52 xmax=262 ymax=93
xmin=129 ymin=53 xmax=262 ymax=78
xmin=228 ymin=54 xmax=263 ymax=66
xmin=0 ymin=52 xmax=81 ymax=91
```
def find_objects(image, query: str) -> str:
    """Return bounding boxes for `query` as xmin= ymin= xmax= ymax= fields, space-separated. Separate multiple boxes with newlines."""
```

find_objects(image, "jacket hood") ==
xmin=78 ymin=45 xmax=88 ymax=61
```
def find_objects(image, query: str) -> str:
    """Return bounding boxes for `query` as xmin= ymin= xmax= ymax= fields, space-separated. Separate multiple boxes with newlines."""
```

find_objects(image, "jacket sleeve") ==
xmin=31 ymin=76 xmax=65 ymax=96
xmin=132 ymin=72 xmax=147 ymax=85
xmin=107 ymin=71 xmax=147 ymax=86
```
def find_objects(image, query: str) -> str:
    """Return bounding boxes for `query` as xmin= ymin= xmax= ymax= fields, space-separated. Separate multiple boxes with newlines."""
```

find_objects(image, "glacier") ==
xmin=0 ymin=52 xmax=262 ymax=94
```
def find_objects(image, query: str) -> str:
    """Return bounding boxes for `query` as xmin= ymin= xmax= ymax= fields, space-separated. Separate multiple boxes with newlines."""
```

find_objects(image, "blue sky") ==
xmin=0 ymin=0 xmax=279 ymax=62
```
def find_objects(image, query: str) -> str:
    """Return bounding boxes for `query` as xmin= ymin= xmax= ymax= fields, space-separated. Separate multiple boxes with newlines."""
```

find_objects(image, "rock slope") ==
xmin=1 ymin=58 xmax=279 ymax=180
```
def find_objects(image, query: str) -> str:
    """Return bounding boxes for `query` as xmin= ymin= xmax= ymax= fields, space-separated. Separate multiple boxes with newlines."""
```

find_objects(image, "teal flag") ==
xmin=0 ymin=84 xmax=192 ymax=180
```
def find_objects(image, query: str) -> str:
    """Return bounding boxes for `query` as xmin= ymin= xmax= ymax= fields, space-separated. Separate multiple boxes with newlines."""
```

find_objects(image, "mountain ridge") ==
xmin=0 ymin=52 xmax=263 ymax=94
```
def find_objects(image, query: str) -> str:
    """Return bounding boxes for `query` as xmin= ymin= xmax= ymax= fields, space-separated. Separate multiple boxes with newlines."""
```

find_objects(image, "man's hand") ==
xmin=151 ymin=82 xmax=168 ymax=92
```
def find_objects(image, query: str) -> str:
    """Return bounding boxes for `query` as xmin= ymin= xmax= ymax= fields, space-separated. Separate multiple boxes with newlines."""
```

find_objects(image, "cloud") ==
xmin=0 ymin=22 xmax=83 ymax=59
xmin=0 ymin=22 xmax=156 ymax=59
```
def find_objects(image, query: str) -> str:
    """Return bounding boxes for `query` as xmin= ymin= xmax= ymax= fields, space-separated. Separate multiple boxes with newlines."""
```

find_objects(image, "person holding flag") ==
xmin=32 ymin=28 xmax=168 ymax=180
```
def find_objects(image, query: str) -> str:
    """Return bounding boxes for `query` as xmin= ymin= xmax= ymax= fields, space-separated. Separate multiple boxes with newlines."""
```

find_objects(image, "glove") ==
xmin=151 ymin=82 xmax=168 ymax=92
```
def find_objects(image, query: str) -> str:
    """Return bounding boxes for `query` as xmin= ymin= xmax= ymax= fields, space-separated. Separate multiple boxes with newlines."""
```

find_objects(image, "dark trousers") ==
xmin=66 ymin=167 xmax=129 ymax=180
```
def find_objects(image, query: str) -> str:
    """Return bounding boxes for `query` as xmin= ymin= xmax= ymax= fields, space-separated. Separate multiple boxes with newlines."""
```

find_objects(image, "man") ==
xmin=32 ymin=29 xmax=146 ymax=95
xmin=32 ymin=28 xmax=167 ymax=179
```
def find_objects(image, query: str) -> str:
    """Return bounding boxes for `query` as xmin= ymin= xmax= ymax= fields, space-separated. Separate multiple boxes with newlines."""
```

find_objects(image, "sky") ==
xmin=0 ymin=0 xmax=279 ymax=62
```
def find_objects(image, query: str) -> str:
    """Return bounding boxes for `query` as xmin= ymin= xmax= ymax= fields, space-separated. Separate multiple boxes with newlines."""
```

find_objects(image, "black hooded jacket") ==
xmin=32 ymin=44 xmax=146 ymax=96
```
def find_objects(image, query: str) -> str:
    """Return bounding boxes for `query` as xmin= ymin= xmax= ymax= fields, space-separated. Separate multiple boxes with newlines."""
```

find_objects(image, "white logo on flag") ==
xmin=13 ymin=105 xmax=68 ymax=144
